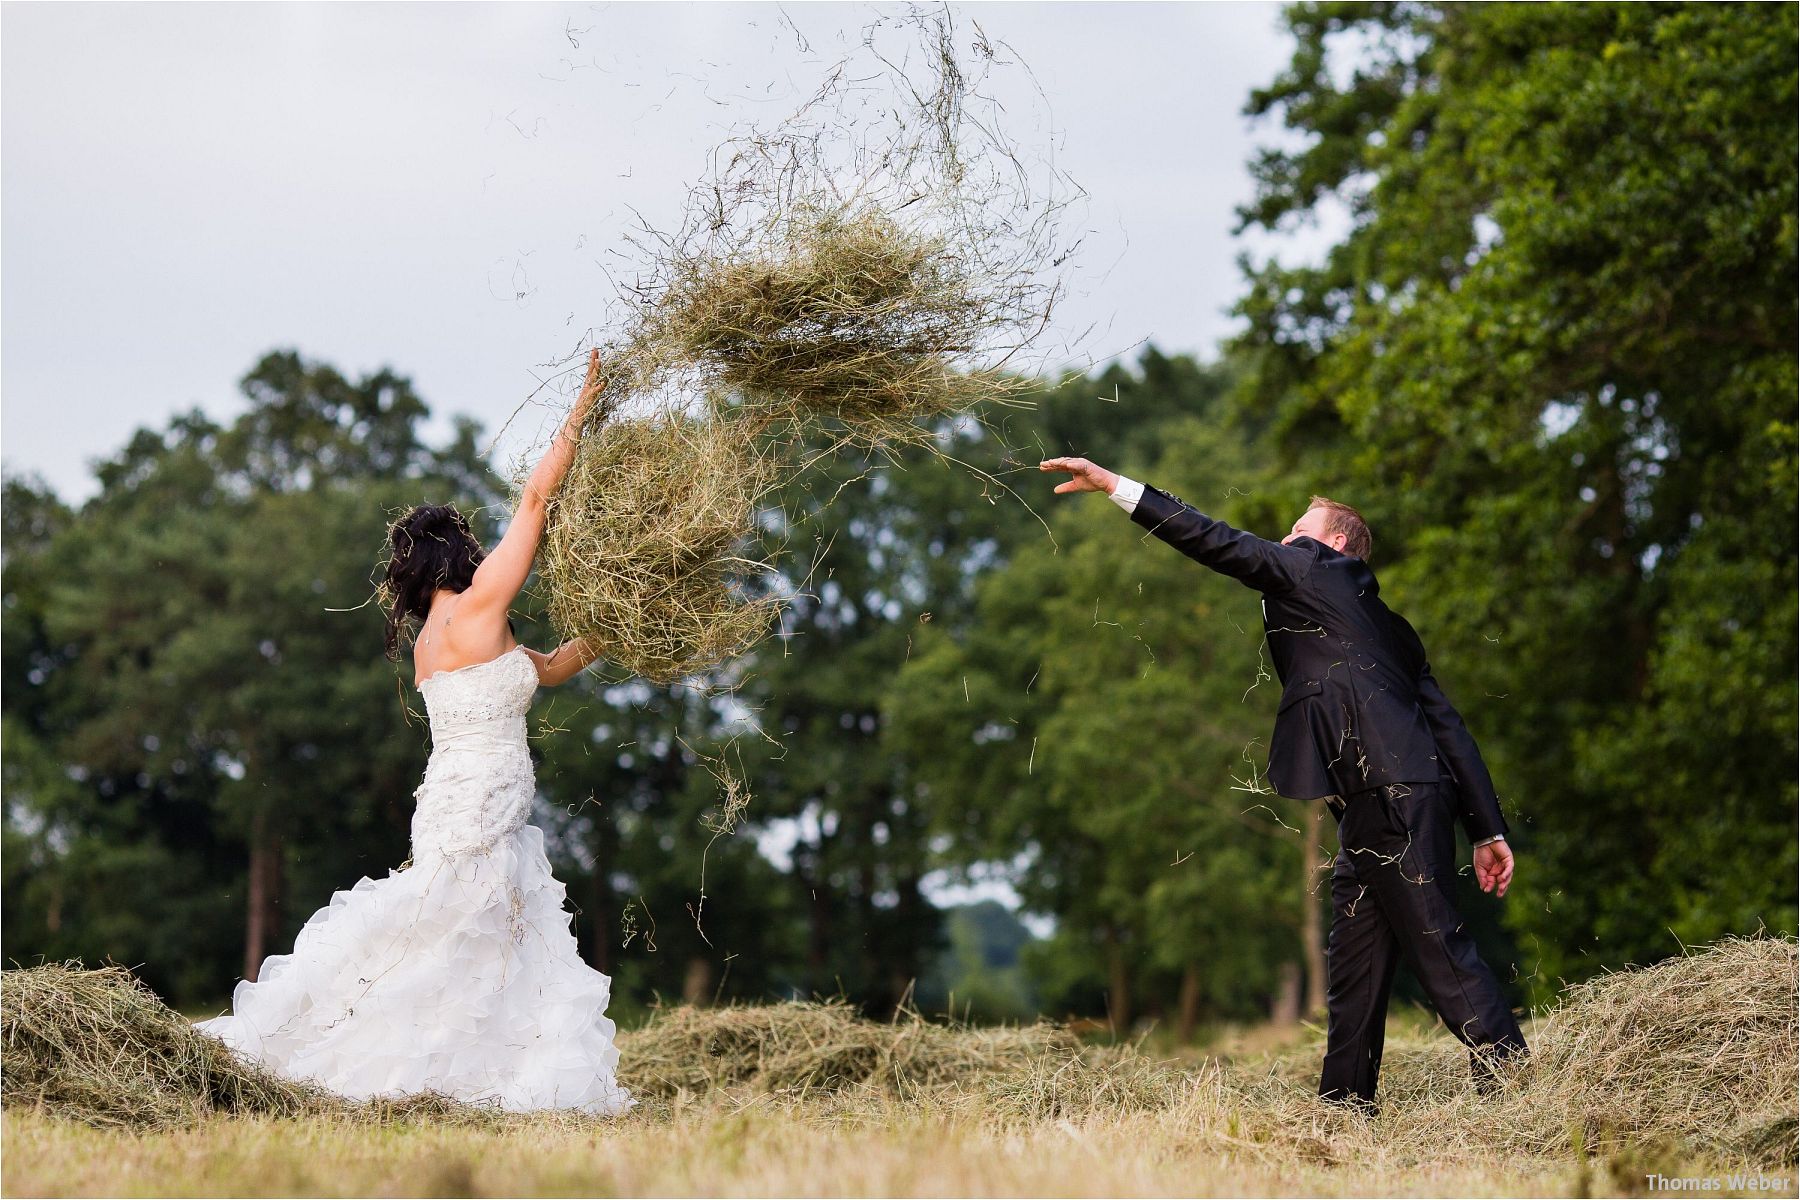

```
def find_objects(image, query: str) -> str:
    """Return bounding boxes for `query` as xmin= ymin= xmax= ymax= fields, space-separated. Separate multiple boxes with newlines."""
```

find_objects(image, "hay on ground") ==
xmin=6 ymin=936 xmax=1792 ymax=1162
xmin=1223 ymin=934 xmax=1799 ymax=1167
xmin=0 ymin=963 xmax=337 ymax=1130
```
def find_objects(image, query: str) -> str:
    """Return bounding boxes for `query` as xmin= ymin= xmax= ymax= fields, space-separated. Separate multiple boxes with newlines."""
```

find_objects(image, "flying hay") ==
xmin=540 ymin=410 xmax=783 ymax=682
xmin=530 ymin=12 xmax=1074 ymax=683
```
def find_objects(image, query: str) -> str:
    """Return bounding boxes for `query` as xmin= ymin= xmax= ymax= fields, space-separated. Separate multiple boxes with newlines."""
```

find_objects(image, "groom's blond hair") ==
xmin=1307 ymin=496 xmax=1372 ymax=560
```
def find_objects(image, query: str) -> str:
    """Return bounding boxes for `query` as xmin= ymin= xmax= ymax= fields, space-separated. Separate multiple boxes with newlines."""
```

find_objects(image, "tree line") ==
xmin=4 ymin=1 xmax=1792 ymax=1030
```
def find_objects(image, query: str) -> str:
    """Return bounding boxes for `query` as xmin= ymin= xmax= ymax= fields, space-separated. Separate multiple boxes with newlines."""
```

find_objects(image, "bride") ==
xmin=196 ymin=349 xmax=633 ymax=1117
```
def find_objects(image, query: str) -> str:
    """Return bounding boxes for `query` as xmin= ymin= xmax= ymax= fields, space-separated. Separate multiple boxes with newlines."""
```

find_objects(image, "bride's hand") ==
xmin=574 ymin=348 xmax=605 ymax=419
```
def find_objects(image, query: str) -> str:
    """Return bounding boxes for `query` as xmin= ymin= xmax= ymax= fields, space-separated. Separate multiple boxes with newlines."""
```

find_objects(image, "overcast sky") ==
xmin=2 ymin=1 xmax=1327 ymax=506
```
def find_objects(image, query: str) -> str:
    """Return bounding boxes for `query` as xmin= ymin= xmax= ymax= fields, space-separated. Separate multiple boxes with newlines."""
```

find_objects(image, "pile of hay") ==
xmin=617 ymin=998 xmax=1073 ymax=1097
xmin=1462 ymin=933 xmax=1797 ymax=1160
xmin=1223 ymin=935 xmax=1799 ymax=1167
xmin=614 ymin=997 xmax=1188 ymax=1123
xmin=10 ymin=937 xmax=1790 ymax=1159
xmin=0 ymin=963 xmax=337 ymax=1130
xmin=1 ymin=964 xmax=541 ymax=1132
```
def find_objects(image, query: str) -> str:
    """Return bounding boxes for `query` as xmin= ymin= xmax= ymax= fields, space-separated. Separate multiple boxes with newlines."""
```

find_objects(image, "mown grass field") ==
xmin=0 ymin=1098 xmax=1627 ymax=1199
xmin=3 ymin=940 xmax=1795 ymax=1198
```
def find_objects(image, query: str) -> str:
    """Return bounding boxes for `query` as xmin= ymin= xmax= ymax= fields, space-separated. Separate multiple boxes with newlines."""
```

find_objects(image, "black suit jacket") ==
xmin=1130 ymin=484 xmax=1508 ymax=843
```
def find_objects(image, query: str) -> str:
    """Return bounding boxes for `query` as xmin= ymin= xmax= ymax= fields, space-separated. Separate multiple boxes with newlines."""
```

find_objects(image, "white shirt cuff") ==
xmin=1109 ymin=474 xmax=1144 ymax=514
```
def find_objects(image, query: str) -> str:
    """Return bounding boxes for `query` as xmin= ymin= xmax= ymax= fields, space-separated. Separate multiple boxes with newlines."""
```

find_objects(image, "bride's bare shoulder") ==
xmin=412 ymin=596 xmax=520 ymax=687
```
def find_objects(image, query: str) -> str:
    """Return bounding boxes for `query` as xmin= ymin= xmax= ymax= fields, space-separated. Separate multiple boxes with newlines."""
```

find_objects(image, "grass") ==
xmin=0 ymin=1101 xmax=1600 ymax=1199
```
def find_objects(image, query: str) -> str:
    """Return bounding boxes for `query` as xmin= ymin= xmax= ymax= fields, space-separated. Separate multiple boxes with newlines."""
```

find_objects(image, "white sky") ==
xmin=2 ymin=1 xmax=1328 ymax=507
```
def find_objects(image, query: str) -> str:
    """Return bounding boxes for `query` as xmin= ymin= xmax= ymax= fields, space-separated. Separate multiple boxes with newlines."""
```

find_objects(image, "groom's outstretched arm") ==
xmin=1039 ymin=457 xmax=1310 ymax=595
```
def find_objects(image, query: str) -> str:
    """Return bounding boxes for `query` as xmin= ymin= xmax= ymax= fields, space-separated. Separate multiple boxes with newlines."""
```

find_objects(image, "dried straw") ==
xmin=539 ymin=411 xmax=783 ymax=683
xmin=530 ymin=12 xmax=1073 ymax=684
xmin=12 ymin=937 xmax=1788 ymax=1161
xmin=0 ymin=963 xmax=337 ymax=1130
xmin=646 ymin=205 xmax=1025 ymax=443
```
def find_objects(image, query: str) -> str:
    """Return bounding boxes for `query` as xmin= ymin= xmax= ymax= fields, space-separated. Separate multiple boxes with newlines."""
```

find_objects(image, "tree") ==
xmin=2 ymin=352 xmax=507 ymax=996
xmin=1235 ymin=2 xmax=1798 ymax=997
xmin=886 ymin=354 xmax=1328 ymax=1034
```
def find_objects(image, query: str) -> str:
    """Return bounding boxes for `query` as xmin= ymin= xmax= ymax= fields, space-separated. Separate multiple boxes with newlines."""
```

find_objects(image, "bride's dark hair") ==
xmin=382 ymin=503 xmax=487 ymax=661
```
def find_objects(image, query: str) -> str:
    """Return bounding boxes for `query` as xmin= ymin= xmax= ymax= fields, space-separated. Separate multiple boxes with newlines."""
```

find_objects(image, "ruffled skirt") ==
xmin=193 ymin=824 xmax=634 ymax=1116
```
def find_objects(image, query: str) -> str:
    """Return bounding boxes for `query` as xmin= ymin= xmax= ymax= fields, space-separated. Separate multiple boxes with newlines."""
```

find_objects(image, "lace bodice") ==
xmin=418 ymin=643 xmax=539 ymax=725
xmin=410 ymin=645 xmax=541 ymax=860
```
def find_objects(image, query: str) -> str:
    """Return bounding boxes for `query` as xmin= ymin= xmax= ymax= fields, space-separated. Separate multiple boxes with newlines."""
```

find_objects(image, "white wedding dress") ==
xmin=194 ymin=644 xmax=634 ymax=1116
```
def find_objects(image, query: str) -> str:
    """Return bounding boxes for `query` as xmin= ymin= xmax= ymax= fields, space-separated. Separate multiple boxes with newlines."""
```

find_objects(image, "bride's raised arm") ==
xmin=458 ymin=349 xmax=604 ymax=624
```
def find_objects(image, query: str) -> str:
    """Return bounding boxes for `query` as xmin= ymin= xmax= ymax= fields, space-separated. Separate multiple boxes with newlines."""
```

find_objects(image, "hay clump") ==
xmin=0 ymin=963 xmax=560 ymax=1132
xmin=645 ymin=206 xmax=1022 ymax=443
xmin=614 ymin=998 xmax=1193 ymax=1126
xmin=539 ymin=410 xmax=783 ymax=683
xmin=1 ymin=962 xmax=339 ymax=1130
xmin=1490 ymin=933 xmax=1799 ymax=1160
xmin=616 ymin=998 xmax=1081 ymax=1100
xmin=1218 ymin=935 xmax=1800 ymax=1168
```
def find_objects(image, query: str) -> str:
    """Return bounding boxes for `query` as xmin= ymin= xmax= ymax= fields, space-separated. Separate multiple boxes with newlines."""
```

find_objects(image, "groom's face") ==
xmin=1282 ymin=507 xmax=1348 ymax=553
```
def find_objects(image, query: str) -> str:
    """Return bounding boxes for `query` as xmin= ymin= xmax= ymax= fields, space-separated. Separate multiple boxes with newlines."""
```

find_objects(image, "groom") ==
xmin=1041 ymin=457 xmax=1529 ymax=1108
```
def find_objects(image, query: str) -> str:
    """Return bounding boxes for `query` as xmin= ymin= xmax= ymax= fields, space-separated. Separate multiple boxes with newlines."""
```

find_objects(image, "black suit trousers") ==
xmin=1318 ymin=779 xmax=1527 ymax=1106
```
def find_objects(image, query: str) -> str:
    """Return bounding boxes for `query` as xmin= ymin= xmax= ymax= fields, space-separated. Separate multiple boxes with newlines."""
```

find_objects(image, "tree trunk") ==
xmin=243 ymin=808 xmax=283 ymax=983
xmin=682 ymin=955 xmax=714 ymax=1006
xmin=1271 ymin=961 xmax=1302 ymax=1025
xmin=1104 ymin=926 xmax=1132 ymax=1035
xmin=889 ymin=871 xmax=925 ymax=1017
xmin=805 ymin=860 xmax=832 ymax=995
xmin=1176 ymin=963 xmax=1202 ymax=1043
xmin=1302 ymin=796 xmax=1329 ymax=1018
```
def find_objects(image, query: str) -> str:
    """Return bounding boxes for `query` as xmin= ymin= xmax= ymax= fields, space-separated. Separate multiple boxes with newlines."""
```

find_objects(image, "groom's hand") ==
xmin=1039 ymin=456 xmax=1120 ymax=496
xmin=1474 ymin=840 xmax=1515 ymax=898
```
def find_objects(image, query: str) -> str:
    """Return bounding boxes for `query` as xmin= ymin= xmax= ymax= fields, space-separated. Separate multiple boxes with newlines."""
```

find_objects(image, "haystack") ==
xmin=0 ymin=963 xmax=335 ymax=1130
xmin=615 ymin=998 xmax=1078 ymax=1098
xmin=1226 ymin=935 xmax=1799 ymax=1166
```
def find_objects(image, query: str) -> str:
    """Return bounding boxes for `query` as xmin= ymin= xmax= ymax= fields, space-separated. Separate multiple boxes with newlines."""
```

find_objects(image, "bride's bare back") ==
xmin=410 ymin=594 xmax=517 ymax=689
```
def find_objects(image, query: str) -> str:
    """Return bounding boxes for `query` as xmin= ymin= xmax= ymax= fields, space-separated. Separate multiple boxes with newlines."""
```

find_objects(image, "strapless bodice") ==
xmin=417 ymin=643 xmax=539 ymax=728
xmin=411 ymin=645 xmax=541 ymax=860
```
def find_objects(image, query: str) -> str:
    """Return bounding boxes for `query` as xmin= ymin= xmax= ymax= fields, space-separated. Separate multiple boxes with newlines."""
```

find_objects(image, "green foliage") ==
xmin=913 ymin=901 xmax=1041 ymax=1022
xmin=1236 ymin=1 xmax=1798 ymax=996
xmin=0 ymin=354 xmax=494 ymax=1000
xmin=888 ymin=364 xmax=1317 ymax=1025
